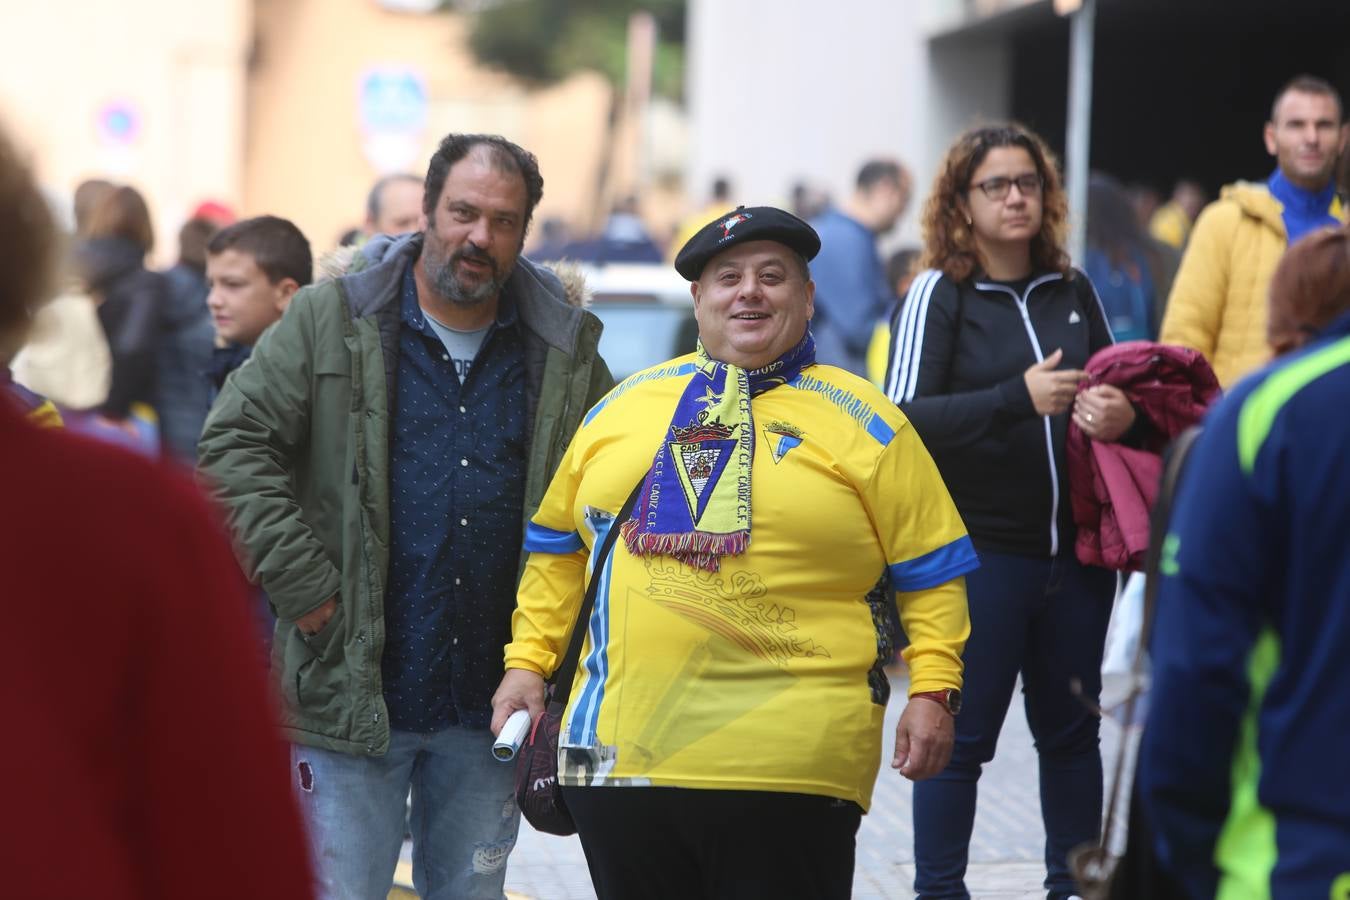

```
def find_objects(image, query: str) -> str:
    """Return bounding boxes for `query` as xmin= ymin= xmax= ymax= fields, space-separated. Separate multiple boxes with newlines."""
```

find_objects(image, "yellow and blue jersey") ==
xmin=506 ymin=356 xmax=975 ymax=810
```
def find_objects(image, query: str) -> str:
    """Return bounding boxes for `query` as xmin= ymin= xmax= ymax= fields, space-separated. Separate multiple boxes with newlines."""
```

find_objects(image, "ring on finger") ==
xmin=1086 ymin=412 xmax=1095 ymax=424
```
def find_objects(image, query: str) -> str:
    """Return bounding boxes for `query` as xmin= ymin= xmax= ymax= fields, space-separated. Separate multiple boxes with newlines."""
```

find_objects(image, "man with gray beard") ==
xmin=198 ymin=133 xmax=612 ymax=900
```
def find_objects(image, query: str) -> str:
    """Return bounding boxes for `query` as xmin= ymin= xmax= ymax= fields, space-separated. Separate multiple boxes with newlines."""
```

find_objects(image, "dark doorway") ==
xmin=1008 ymin=0 xmax=1350 ymax=196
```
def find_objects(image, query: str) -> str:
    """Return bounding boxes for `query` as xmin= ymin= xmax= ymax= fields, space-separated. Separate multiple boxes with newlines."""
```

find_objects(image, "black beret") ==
xmin=673 ymin=205 xmax=821 ymax=281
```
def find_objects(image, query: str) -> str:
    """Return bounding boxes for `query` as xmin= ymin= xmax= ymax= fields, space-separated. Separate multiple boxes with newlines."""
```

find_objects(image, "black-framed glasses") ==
xmin=970 ymin=173 xmax=1043 ymax=201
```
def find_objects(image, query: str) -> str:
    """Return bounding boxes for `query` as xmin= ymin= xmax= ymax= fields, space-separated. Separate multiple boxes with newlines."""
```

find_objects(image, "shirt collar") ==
xmin=1268 ymin=168 xmax=1337 ymax=217
xmin=400 ymin=261 xmax=519 ymax=332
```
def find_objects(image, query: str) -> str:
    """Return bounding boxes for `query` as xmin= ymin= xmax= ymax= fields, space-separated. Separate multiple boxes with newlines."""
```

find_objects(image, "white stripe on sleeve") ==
xmin=887 ymin=269 xmax=940 ymax=403
xmin=886 ymin=269 xmax=934 ymax=401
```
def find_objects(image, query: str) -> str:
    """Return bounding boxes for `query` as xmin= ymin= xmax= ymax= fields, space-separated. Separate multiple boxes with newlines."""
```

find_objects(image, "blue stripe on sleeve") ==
xmin=524 ymin=522 xmax=585 ymax=554
xmin=888 ymin=536 xmax=980 ymax=592
xmin=866 ymin=413 xmax=896 ymax=446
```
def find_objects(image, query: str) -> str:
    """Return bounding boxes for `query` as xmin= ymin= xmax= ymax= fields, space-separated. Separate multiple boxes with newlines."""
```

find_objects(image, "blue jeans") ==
xmin=291 ymin=726 xmax=520 ymax=900
xmin=913 ymin=550 xmax=1114 ymax=900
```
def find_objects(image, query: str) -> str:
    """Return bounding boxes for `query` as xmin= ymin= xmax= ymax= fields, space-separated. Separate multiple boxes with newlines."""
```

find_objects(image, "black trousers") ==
xmin=560 ymin=786 xmax=862 ymax=900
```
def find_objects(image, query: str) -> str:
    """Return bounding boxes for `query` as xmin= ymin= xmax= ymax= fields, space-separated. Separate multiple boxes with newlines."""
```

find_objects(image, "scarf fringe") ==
xmin=620 ymin=520 xmax=750 ymax=573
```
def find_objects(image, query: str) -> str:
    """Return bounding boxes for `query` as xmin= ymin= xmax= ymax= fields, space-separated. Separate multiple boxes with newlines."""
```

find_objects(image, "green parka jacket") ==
xmin=198 ymin=234 xmax=611 ymax=755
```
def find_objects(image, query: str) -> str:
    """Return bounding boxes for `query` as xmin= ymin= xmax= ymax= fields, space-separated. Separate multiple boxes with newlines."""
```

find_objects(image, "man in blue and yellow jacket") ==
xmin=1160 ymin=75 xmax=1347 ymax=387
xmin=1139 ymin=292 xmax=1350 ymax=897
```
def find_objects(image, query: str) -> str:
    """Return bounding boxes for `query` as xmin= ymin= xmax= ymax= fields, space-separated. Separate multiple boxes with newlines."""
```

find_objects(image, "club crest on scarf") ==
xmin=622 ymin=333 xmax=815 ymax=572
xmin=671 ymin=419 xmax=737 ymax=524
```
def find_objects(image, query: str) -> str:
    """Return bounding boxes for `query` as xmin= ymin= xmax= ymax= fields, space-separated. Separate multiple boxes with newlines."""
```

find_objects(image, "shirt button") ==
xmin=460 ymin=517 xmax=468 ymax=526
xmin=455 ymin=577 xmax=462 ymax=586
xmin=452 ymin=637 xmax=459 ymax=646
xmin=442 ymin=354 xmax=449 ymax=361
xmin=458 ymin=405 xmax=466 ymax=414
xmin=460 ymin=458 xmax=469 ymax=467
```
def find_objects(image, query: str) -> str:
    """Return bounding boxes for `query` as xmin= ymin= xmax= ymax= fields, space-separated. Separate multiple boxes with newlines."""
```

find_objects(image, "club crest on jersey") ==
xmin=718 ymin=212 xmax=753 ymax=241
xmin=762 ymin=420 xmax=804 ymax=464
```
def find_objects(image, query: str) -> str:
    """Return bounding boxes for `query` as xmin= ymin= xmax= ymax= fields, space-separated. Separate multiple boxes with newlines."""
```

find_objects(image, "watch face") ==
xmin=947 ymin=689 xmax=963 ymax=715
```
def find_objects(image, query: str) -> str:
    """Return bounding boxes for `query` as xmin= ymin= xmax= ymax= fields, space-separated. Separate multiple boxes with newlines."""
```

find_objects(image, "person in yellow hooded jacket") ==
xmin=1161 ymin=75 xmax=1347 ymax=387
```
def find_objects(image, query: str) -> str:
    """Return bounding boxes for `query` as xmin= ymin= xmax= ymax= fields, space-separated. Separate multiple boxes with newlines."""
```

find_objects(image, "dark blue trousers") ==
xmin=912 ymin=549 xmax=1115 ymax=900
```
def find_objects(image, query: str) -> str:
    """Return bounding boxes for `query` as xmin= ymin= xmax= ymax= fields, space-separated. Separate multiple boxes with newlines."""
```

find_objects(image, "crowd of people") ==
xmin=3 ymin=69 xmax=1349 ymax=900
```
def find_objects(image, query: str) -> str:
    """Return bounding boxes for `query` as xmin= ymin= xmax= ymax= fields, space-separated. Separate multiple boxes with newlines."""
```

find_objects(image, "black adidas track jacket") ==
xmin=884 ymin=268 xmax=1114 ymax=558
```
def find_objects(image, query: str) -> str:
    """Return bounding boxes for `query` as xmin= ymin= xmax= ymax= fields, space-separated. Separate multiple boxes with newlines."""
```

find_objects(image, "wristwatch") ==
xmin=911 ymin=688 xmax=962 ymax=716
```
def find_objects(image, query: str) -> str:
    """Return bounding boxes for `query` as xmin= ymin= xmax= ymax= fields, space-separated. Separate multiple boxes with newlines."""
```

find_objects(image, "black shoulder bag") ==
xmin=514 ymin=482 xmax=643 ymax=836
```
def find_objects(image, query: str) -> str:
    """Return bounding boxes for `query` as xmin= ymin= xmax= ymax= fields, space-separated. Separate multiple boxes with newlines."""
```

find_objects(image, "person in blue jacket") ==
xmin=1138 ymin=225 xmax=1350 ymax=898
xmin=810 ymin=158 xmax=911 ymax=377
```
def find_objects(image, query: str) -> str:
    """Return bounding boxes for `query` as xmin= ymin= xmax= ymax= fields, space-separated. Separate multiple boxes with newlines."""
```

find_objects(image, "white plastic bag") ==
xmin=1100 ymin=571 xmax=1148 ymax=719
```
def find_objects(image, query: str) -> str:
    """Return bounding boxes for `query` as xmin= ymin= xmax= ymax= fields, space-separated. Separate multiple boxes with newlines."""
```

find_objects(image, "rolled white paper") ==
xmin=492 ymin=709 xmax=532 ymax=762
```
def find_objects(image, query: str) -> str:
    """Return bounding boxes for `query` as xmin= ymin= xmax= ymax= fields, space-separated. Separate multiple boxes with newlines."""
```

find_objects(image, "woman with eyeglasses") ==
xmin=884 ymin=123 xmax=1131 ymax=900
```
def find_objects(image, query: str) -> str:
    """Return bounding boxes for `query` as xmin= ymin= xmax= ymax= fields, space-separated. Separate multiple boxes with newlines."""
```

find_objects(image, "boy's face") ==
xmin=206 ymin=249 xmax=296 ymax=346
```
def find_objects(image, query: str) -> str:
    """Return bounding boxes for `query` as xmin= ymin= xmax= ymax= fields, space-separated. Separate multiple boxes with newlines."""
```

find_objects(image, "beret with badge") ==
xmin=673 ymin=205 xmax=821 ymax=281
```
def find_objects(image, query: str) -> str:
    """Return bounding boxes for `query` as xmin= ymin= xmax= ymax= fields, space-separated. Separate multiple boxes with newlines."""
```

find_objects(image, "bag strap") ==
xmin=548 ymin=481 xmax=644 ymax=708
xmin=945 ymin=279 xmax=965 ymax=388
xmin=1134 ymin=425 xmax=1201 ymax=671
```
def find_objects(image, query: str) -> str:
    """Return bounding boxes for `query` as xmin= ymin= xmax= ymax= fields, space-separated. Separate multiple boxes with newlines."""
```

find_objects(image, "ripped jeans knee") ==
xmin=471 ymin=837 xmax=516 ymax=875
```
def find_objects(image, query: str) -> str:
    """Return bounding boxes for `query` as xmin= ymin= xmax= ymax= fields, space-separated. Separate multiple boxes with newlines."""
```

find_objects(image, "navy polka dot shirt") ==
xmin=382 ymin=265 xmax=527 ymax=732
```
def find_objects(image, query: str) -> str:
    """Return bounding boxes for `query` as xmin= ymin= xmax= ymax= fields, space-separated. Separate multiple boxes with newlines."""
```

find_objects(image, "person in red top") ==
xmin=0 ymin=122 xmax=314 ymax=899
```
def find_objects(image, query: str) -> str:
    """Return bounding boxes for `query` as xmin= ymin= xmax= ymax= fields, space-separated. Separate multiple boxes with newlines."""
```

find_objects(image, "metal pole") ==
xmin=1064 ymin=0 xmax=1096 ymax=266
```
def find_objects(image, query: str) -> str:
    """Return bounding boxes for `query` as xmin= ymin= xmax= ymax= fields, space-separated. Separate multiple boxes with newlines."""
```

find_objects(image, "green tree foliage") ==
xmin=464 ymin=0 xmax=686 ymax=99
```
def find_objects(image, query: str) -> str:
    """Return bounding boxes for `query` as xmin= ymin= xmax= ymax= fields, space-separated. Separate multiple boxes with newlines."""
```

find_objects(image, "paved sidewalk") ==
xmin=395 ymin=673 xmax=1131 ymax=899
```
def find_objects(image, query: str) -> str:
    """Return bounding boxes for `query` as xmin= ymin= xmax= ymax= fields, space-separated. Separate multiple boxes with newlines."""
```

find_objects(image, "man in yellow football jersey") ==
xmin=492 ymin=206 xmax=976 ymax=899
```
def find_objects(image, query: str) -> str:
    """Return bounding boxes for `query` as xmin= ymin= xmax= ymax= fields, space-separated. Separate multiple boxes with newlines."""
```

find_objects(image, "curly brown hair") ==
xmin=0 ymin=125 xmax=58 ymax=361
xmin=919 ymin=123 xmax=1070 ymax=283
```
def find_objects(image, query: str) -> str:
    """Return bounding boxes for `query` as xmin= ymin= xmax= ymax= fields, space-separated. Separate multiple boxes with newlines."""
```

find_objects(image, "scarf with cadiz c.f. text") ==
xmin=620 ymin=332 xmax=815 ymax=572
